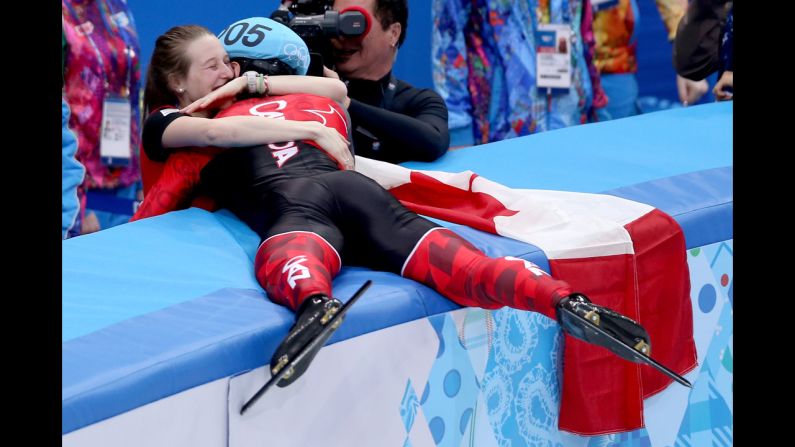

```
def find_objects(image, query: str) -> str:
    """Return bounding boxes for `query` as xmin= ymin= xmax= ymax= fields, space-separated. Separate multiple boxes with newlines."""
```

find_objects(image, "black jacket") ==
xmin=672 ymin=0 xmax=733 ymax=81
xmin=344 ymin=72 xmax=449 ymax=164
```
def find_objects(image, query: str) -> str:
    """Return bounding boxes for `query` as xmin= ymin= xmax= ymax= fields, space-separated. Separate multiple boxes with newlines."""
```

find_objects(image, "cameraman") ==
xmin=324 ymin=0 xmax=450 ymax=164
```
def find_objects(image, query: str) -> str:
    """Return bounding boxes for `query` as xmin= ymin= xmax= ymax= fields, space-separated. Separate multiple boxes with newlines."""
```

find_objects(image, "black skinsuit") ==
xmin=143 ymin=93 xmax=438 ymax=273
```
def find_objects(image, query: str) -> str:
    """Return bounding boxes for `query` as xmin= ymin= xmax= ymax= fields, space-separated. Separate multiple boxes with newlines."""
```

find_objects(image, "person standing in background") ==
xmin=673 ymin=0 xmax=732 ymax=101
xmin=62 ymin=0 xmax=142 ymax=234
xmin=63 ymin=27 xmax=86 ymax=239
xmin=431 ymin=0 xmax=604 ymax=145
xmin=63 ymin=99 xmax=85 ymax=239
xmin=710 ymin=5 xmax=732 ymax=101
xmin=591 ymin=0 xmax=708 ymax=119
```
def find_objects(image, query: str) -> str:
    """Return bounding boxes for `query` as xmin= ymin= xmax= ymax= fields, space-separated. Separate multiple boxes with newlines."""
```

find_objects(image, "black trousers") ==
xmin=250 ymin=170 xmax=439 ymax=274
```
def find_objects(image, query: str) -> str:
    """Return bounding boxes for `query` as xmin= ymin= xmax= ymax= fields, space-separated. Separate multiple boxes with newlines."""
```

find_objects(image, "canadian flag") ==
xmin=355 ymin=156 xmax=698 ymax=435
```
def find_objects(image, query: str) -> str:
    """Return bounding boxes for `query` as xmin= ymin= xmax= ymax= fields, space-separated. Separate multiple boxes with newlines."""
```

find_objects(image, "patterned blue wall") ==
xmin=398 ymin=240 xmax=733 ymax=446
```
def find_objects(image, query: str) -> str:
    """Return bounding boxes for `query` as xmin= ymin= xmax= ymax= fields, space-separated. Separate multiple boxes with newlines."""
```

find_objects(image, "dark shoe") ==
xmin=556 ymin=293 xmax=651 ymax=362
xmin=269 ymin=295 xmax=343 ymax=387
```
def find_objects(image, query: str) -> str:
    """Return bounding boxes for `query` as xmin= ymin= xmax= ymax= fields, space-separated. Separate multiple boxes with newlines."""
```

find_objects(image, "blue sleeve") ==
xmin=62 ymin=98 xmax=85 ymax=239
xmin=432 ymin=0 xmax=473 ymax=131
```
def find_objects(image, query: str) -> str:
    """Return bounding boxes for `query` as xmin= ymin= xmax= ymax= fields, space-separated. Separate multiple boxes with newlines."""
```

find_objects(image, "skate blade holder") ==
xmin=241 ymin=280 xmax=373 ymax=415
xmin=270 ymin=355 xmax=296 ymax=382
xmin=584 ymin=310 xmax=600 ymax=326
xmin=320 ymin=305 xmax=340 ymax=325
xmin=584 ymin=310 xmax=651 ymax=356
xmin=561 ymin=306 xmax=691 ymax=388
xmin=271 ymin=355 xmax=290 ymax=375
xmin=271 ymin=306 xmax=344 ymax=379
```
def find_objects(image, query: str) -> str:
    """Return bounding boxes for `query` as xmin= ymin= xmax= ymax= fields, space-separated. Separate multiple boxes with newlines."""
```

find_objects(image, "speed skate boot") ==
xmin=556 ymin=293 xmax=651 ymax=361
xmin=269 ymin=294 xmax=343 ymax=387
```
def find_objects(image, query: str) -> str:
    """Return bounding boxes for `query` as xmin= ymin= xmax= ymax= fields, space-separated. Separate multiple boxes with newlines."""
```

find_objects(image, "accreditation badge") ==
xmin=535 ymin=24 xmax=573 ymax=90
xmin=99 ymin=95 xmax=132 ymax=166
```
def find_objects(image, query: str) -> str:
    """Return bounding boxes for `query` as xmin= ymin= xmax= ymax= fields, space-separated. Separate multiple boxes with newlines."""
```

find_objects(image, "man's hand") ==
xmin=712 ymin=71 xmax=733 ymax=101
xmin=323 ymin=66 xmax=351 ymax=108
xmin=323 ymin=66 xmax=340 ymax=80
xmin=676 ymin=75 xmax=709 ymax=106
xmin=81 ymin=211 xmax=100 ymax=234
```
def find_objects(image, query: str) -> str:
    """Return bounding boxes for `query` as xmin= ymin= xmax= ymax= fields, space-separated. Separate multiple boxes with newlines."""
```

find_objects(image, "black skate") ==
xmin=556 ymin=293 xmax=692 ymax=388
xmin=269 ymin=294 xmax=344 ymax=388
xmin=241 ymin=280 xmax=372 ymax=414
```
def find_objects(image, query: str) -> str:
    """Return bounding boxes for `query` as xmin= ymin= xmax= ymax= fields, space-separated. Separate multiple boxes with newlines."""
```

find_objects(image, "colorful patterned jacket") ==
xmin=432 ymin=0 xmax=605 ymax=144
xmin=62 ymin=0 xmax=142 ymax=190
xmin=592 ymin=0 xmax=686 ymax=74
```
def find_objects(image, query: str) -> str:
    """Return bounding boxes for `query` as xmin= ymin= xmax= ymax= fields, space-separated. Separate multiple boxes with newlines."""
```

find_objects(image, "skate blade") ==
xmin=241 ymin=280 xmax=373 ymax=415
xmin=560 ymin=306 xmax=692 ymax=388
